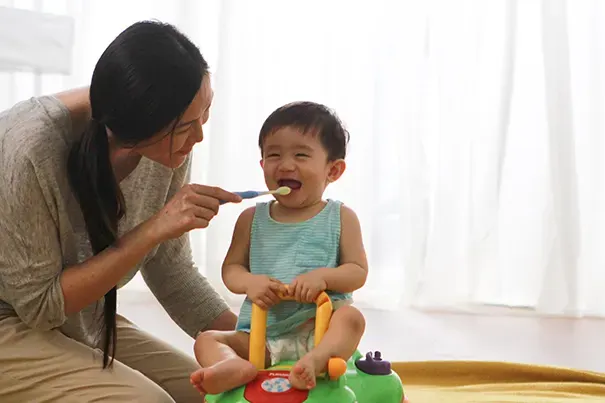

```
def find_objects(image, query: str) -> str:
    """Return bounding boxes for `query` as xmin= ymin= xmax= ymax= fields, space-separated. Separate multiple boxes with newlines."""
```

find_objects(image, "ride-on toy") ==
xmin=205 ymin=289 xmax=406 ymax=402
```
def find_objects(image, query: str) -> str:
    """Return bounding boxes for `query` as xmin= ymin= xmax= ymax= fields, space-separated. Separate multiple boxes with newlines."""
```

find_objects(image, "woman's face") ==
xmin=130 ymin=75 xmax=214 ymax=168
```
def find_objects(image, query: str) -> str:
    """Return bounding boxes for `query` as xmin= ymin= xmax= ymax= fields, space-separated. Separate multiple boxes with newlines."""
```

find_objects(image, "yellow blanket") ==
xmin=393 ymin=361 xmax=605 ymax=402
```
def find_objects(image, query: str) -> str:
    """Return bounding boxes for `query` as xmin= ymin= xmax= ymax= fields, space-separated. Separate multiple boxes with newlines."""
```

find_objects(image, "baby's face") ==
xmin=260 ymin=126 xmax=343 ymax=208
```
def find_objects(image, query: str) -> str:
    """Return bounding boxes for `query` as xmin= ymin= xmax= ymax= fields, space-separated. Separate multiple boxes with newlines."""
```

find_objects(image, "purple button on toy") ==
xmin=355 ymin=351 xmax=392 ymax=375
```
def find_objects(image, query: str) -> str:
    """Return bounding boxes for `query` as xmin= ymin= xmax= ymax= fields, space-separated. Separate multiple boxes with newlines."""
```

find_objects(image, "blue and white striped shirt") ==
xmin=235 ymin=199 xmax=351 ymax=337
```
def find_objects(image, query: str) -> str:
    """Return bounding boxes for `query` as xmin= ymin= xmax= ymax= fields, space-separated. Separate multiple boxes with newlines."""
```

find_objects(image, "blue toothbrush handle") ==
xmin=235 ymin=190 xmax=260 ymax=199
xmin=219 ymin=190 xmax=260 ymax=204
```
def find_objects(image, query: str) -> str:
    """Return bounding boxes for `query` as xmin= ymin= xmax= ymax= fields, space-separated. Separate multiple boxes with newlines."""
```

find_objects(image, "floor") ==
xmin=117 ymin=290 xmax=605 ymax=374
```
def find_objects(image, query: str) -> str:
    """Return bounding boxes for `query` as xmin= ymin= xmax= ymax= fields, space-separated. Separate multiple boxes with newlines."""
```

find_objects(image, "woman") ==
xmin=0 ymin=20 xmax=241 ymax=402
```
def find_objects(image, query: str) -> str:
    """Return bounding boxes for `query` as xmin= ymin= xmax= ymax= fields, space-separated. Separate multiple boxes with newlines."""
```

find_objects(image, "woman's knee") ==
xmin=0 ymin=317 xmax=175 ymax=403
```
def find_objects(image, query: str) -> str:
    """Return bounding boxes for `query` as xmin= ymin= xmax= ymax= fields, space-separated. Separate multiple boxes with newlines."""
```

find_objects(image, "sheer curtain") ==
xmin=2 ymin=0 xmax=605 ymax=316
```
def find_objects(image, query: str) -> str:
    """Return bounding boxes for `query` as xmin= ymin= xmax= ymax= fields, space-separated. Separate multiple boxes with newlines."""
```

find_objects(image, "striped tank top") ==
xmin=235 ymin=199 xmax=351 ymax=337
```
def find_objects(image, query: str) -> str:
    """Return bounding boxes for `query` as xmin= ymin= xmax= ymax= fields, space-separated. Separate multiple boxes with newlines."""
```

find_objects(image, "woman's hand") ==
xmin=245 ymin=275 xmax=286 ymax=310
xmin=60 ymin=185 xmax=239 ymax=317
xmin=147 ymin=184 xmax=241 ymax=244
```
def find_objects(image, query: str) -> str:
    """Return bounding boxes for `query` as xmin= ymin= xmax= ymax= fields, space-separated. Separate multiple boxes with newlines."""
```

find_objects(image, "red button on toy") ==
xmin=244 ymin=370 xmax=309 ymax=403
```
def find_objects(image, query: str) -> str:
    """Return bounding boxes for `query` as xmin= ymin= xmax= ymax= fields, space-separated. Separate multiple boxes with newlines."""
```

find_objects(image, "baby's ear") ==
xmin=259 ymin=159 xmax=264 ymax=168
xmin=327 ymin=159 xmax=346 ymax=183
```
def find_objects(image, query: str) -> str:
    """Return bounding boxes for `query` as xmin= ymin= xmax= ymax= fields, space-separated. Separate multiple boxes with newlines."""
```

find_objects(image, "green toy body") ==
xmin=205 ymin=350 xmax=405 ymax=403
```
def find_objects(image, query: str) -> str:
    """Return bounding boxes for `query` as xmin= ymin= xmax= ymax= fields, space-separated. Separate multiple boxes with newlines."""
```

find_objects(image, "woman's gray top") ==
xmin=0 ymin=96 xmax=228 ymax=347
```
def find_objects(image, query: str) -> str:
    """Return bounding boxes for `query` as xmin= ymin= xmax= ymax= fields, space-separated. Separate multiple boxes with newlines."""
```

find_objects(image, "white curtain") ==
xmin=2 ymin=0 xmax=605 ymax=317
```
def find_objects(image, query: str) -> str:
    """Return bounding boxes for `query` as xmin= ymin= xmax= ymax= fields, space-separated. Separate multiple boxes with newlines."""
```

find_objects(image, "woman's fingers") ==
xmin=151 ymin=183 xmax=241 ymax=242
xmin=182 ymin=190 xmax=220 ymax=214
xmin=188 ymin=184 xmax=242 ymax=204
xmin=190 ymin=205 xmax=217 ymax=222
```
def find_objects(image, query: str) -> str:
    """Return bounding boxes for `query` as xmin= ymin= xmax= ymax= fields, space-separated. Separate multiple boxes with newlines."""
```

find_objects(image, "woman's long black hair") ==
xmin=67 ymin=20 xmax=208 ymax=368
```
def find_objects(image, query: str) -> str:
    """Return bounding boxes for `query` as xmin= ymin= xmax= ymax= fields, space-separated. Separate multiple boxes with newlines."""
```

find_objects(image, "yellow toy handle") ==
xmin=248 ymin=285 xmax=346 ymax=380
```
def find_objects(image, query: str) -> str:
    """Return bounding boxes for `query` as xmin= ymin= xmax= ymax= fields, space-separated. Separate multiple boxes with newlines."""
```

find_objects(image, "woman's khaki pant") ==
xmin=0 ymin=314 xmax=202 ymax=402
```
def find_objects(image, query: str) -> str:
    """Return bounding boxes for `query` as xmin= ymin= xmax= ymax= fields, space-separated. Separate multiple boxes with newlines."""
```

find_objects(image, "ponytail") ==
xmin=66 ymin=18 xmax=209 ymax=368
xmin=67 ymin=119 xmax=124 ymax=369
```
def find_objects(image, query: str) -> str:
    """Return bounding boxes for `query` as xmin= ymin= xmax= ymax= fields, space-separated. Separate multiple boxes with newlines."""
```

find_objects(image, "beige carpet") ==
xmin=393 ymin=361 xmax=605 ymax=402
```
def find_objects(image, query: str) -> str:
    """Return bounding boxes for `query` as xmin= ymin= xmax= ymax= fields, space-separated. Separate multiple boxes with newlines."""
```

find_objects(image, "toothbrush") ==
xmin=220 ymin=186 xmax=292 ymax=204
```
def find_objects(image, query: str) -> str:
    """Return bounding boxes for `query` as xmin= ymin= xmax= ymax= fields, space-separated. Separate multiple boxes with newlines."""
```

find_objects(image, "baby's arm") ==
xmin=222 ymin=207 xmax=285 ymax=309
xmin=313 ymin=205 xmax=368 ymax=294
xmin=221 ymin=207 xmax=256 ymax=294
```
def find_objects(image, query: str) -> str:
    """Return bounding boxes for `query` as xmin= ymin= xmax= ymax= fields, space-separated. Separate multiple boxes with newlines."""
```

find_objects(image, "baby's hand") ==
xmin=289 ymin=271 xmax=327 ymax=303
xmin=245 ymin=275 xmax=286 ymax=310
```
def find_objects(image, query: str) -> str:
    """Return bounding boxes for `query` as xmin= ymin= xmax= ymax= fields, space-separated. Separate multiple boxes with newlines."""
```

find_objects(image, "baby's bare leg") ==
xmin=289 ymin=305 xmax=365 ymax=389
xmin=190 ymin=330 xmax=257 ymax=395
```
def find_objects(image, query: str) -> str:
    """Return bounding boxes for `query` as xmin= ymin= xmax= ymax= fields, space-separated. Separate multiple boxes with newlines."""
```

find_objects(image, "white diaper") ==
xmin=265 ymin=299 xmax=352 ymax=365
xmin=266 ymin=319 xmax=315 ymax=365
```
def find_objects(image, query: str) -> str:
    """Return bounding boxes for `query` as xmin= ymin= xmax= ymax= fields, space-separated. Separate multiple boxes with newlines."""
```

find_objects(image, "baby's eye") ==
xmin=266 ymin=153 xmax=280 ymax=158
xmin=296 ymin=153 xmax=310 ymax=158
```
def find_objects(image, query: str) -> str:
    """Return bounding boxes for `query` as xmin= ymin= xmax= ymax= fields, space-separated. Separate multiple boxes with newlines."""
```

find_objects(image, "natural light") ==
xmin=2 ymin=0 xmax=605 ymax=317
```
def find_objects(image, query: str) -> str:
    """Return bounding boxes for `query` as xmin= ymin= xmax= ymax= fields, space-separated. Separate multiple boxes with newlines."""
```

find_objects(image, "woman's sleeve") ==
xmin=0 ymin=157 xmax=66 ymax=329
xmin=140 ymin=157 xmax=230 ymax=338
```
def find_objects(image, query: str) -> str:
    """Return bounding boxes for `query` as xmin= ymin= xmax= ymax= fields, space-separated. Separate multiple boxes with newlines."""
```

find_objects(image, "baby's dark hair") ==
xmin=258 ymin=101 xmax=349 ymax=161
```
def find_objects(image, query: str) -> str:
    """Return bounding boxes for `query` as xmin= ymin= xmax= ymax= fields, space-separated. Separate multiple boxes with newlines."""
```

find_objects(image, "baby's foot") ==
xmin=190 ymin=368 xmax=207 ymax=395
xmin=289 ymin=353 xmax=321 ymax=390
xmin=190 ymin=357 xmax=258 ymax=395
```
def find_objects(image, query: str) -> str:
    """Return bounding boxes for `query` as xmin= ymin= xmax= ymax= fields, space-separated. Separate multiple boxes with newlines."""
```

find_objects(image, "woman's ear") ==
xmin=327 ymin=159 xmax=346 ymax=183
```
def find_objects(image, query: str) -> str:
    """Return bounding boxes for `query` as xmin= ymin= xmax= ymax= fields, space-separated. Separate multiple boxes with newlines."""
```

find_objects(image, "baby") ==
xmin=190 ymin=101 xmax=368 ymax=394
